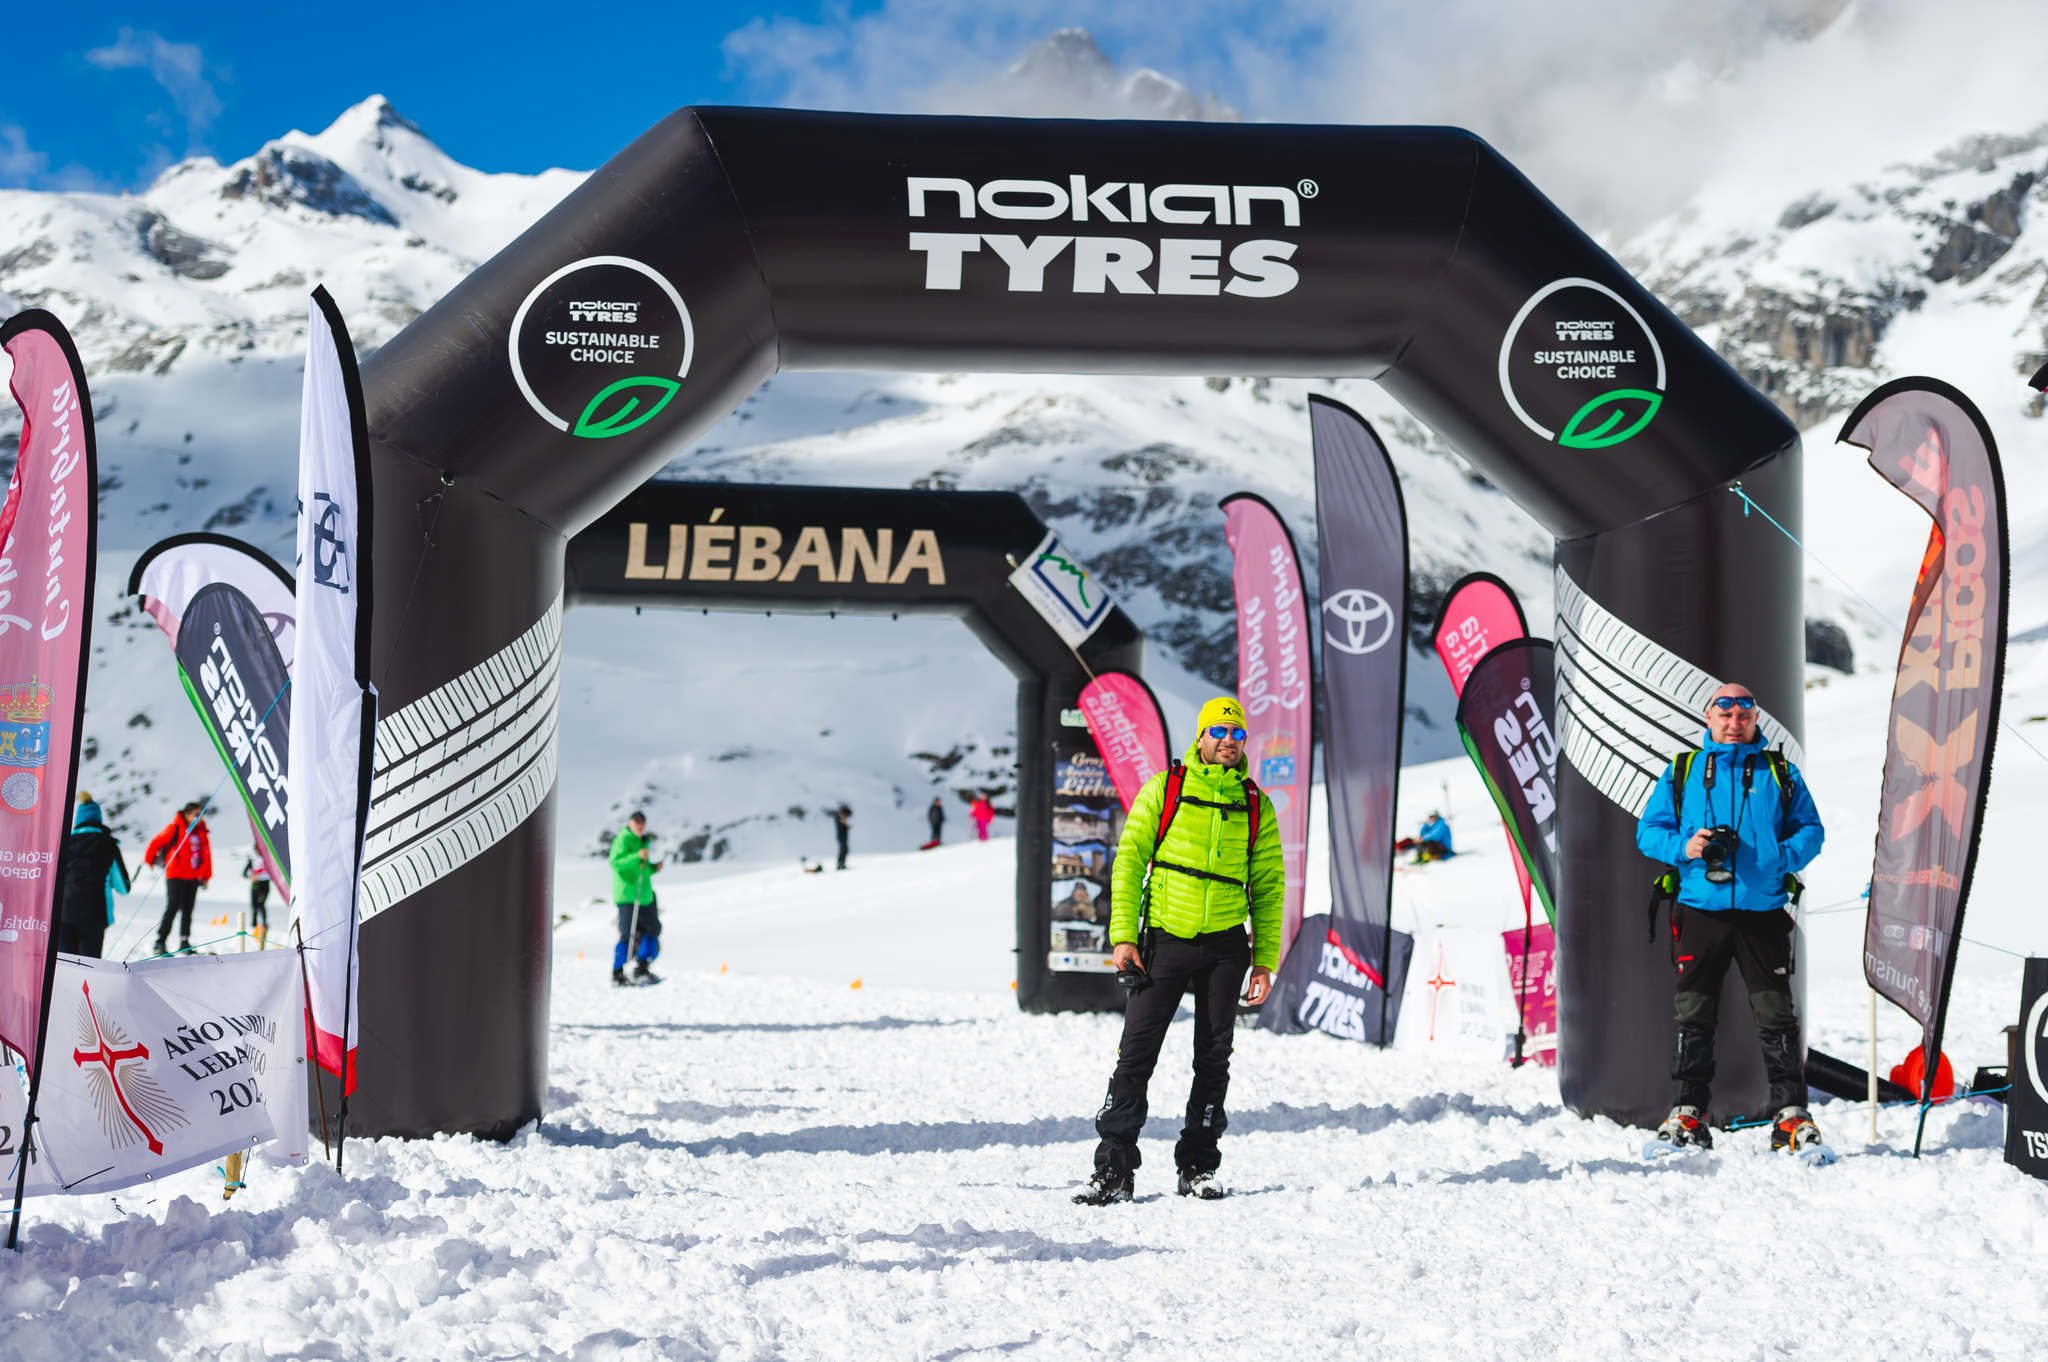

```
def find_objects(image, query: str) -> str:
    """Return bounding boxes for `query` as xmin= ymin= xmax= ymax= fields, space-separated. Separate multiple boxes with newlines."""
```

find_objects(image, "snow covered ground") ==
xmin=8 ymin=656 xmax=2046 ymax=1359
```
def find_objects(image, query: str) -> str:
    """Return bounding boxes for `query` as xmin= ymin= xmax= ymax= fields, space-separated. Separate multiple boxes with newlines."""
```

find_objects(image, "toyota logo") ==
xmin=1324 ymin=589 xmax=1395 ymax=655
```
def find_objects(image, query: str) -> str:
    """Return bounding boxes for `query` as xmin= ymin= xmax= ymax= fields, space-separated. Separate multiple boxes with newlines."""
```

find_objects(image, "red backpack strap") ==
xmin=1154 ymin=761 xmax=1186 ymax=845
xmin=1240 ymin=776 xmax=1262 ymax=863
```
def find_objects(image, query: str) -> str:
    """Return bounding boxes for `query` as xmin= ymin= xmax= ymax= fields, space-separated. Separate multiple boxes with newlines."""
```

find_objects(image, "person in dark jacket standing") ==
xmin=832 ymin=804 xmax=852 ymax=870
xmin=926 ymin=797 xmax=946 ymax=848
xmin=145 ymin=799 xmax=211 ymax=955
xmin=1636 ymin=683 xmax=1826 ymax=1156
xmin=59 ymin=793 xmax=129 ymax=959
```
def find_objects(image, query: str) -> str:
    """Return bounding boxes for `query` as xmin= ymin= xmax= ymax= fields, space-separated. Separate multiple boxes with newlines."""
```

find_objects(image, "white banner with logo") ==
xmin=1009 ymin=531 xmax=1113 ymax=649
xmin=0 ymin=952 xmax=307 ymax=1196
xmin=288 ymin=289 xmax=375 ymax=1094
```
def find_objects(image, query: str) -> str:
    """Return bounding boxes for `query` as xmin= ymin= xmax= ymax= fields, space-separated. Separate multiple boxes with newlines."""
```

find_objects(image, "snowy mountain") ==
xmin=2 ymin=36 xmax=2045 ymax=869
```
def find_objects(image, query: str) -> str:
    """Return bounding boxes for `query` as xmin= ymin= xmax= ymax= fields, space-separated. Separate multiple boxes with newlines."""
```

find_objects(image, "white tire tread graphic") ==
xmin=360 ymin=597 xmax=563 ymax=921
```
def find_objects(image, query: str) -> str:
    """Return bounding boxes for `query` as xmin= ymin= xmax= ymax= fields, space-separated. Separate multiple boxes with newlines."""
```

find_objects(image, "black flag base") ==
xmin=2004 ymin=960 xmax=2048 ymax=1179
xmin=1258 ymin=916 xmax=1414 ymax=1045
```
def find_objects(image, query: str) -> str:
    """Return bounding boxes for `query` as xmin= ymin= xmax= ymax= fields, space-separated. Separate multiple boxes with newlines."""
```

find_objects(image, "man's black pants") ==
xmin=1672 ymin=906 xmax=1805 ymax=1112
xmin=1093 ymin=926 xmax=1250 ymax=1178
xmin=155 ymin=878 xmax=199 ymax=951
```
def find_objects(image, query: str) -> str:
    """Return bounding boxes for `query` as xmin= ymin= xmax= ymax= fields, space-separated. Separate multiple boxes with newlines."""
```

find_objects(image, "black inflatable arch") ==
xmin=352 ymin=110 xmax=1801 ymax=1138
xmin=565 ymin=479 xmax=1141 ymax=1013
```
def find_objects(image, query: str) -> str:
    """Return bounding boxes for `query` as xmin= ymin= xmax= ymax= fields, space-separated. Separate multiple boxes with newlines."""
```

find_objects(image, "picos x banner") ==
xmin=0 ymin=311 xmax=97 ymax=1080
xmin=1077 ymin=671 xmax=1169 ymax=815
xmin=174 ymin=584 xmax=293 ymax=890
xmin=1839 ymin=378 xmax=2007 ymax=1100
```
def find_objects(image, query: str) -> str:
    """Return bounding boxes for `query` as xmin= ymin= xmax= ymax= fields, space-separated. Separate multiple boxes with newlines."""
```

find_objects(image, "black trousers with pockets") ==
xmin=156 ymin=877 xmax=200 ymax=950
xmin=1672 ymin=906 xmax=1805 ymax=1112
xmin=1093 ymin=926 xmax=1251 ymax=1178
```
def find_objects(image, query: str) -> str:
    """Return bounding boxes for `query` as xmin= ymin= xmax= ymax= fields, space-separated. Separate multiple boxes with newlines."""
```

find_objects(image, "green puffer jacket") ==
xmin=609 ymin=826 xmax=657 ymax=906
xmin=1108 ymin=739 xmax=1286 ymax=970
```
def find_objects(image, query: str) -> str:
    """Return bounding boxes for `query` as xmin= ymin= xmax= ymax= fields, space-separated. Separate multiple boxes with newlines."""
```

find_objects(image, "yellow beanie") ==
xmin=1196 ymin=696 xmax=1248 ymax=736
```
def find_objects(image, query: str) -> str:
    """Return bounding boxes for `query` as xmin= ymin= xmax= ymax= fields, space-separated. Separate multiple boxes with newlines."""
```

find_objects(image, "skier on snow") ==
xmin=610 ymin=811 xmax=664 ymax=985
xmin=145 ymin=798 xmax=211 ymax=956
xmin=1074 ymin=696 xmax=1283 ymax=1205
xmin=1636 ymin=683 xmax=1827 ymax=1157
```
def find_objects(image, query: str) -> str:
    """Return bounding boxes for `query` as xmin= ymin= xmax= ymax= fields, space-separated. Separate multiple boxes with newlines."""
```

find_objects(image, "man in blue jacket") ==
xmin=1636 ymin=683 xmax=1825 ymax=1155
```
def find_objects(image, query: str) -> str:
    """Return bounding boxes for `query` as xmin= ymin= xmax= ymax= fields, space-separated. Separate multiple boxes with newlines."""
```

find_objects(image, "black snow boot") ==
xmin=1177 ymin=1169 xmax=1225 ymax=1200
xmin=611 ymin=968 xmax=628 ymax=987
xmin=632 ymin=960 xmax=658 ymax=984
xmin=1071 ymin=1170 xmax=1133 ymax=1206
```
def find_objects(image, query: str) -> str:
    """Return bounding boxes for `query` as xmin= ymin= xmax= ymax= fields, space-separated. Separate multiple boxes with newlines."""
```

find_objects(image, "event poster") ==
xmin=1047 ymin=717 xmax=1123 ymax=972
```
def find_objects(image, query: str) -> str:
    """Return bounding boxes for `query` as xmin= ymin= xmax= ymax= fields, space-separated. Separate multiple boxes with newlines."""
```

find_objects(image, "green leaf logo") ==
xmin=1558 ymin=388 xmax=1663 ymax=449
xmin=573 ymin=376 xmax=681 ymax=439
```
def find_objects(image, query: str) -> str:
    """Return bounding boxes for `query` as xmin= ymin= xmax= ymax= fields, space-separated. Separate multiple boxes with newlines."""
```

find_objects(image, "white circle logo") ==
xmin=1497 ymin=277 xmax=1667 ymax=450
xmin=2026 ymin=988 xmax=2048 ymax=1105
xmin=1323 ymin=589 xmax=1395 ymax=655
xmin=508 ymin=255 xmax=694 ymax=439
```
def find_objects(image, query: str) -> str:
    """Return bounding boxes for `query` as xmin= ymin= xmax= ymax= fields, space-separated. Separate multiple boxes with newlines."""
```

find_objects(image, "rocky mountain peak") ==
xmin=1000 ymin=29 xmax=1238 ymax=121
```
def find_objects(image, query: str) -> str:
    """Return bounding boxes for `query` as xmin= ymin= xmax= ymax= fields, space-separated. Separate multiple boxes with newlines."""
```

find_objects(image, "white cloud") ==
xmin=720 ymin=0 xmax=2048 ymax=236
xmin=85 ymin=26 xmax=223 ymax=155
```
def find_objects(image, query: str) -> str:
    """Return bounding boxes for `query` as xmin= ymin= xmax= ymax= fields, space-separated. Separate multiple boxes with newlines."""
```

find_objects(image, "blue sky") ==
xmin=0 ymin=4 xmax=1233 ymax=191
xmin=0 ymin=4 xmax=872 ymax=189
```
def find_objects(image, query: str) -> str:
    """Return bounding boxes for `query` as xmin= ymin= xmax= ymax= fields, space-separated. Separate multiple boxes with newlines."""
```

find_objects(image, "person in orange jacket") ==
xmin=145 ymin=799 xmax=212 ymax=955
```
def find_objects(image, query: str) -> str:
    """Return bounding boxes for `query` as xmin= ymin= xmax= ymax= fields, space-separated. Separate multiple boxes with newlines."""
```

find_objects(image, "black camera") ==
xmin=1115 ymin=963 xmax=1152 ymax=995
xmin=1700 ymin=826 xmax=1738 ymax=884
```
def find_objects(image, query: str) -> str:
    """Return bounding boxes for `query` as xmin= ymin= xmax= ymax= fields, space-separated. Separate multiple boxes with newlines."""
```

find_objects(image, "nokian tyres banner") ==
xmin=1839 ymin=378 xmax=2008 ymax=1100
xmin=175 ymin=584 xmax=293 ymax=889
xmin=1259 ymin=398 xmax=1413 ymax=1045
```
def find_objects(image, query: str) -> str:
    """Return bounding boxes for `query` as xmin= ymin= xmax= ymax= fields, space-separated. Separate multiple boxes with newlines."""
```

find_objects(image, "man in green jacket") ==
xmin=1074 ymin=696 xmax=1285 ymax=1205
xmin=610 ymin=811 xmax=664 ymax=985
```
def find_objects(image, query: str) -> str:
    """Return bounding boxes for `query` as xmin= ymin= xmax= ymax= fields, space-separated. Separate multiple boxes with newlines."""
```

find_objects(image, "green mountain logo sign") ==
xmin=1498 ymin=278 xmax=1667 ymax=451
xmin=509 ymin=255 xmax=695 ymax=440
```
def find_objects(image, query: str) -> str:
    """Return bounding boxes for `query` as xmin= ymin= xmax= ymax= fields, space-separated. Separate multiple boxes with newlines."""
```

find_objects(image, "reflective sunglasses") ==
xmin=1709 ymin=696 xmax=1756 ymax=712
xmin=1205 ymin=725 xmax=1249 ymax=741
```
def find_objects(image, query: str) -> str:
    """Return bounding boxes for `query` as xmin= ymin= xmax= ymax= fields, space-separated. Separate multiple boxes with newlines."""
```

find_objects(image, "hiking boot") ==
xmin=1176 ymin=1169 xmax=1225 ymax=1200
xmin=177 ymin=940 xmax=195 ymax=955
xmin=1771 ymin=1106 xmax=1823 ymax=1154
xmin=632 ymin=960 xmax=657 ymax=983
xmin=611 ymin=968 xmax=629 ymax=987
xmin=1071 ymin=1171 xmax=1133 ymax=1206
xmin=1655 ymin=1105 xmax=1713 ymax=1149
xmin=153 ymin=939 xmax=169 ymax=958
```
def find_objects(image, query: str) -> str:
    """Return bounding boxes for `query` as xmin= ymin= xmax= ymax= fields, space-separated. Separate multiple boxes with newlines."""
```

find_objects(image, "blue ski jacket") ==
xmin=1635 ymin=734 xmax=1824 ymax=913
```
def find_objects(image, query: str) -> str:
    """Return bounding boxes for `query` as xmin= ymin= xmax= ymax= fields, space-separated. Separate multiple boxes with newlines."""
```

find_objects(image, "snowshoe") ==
xmin=632 ymin=966 xmax=662 ymax=986
xmin=1643 ymin=1104 xmax=1713 ymax=1160
xmin=1071 ymin=1171 xmax=1133 ymax=1206
xmin=1176 ymin=1169 xmax=1226 ymax=1200
xmin=1770 ymin=1107 xmax=1835 ymax=1165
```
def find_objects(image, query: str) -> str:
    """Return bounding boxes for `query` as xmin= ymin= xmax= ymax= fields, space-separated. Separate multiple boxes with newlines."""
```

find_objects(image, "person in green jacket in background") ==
xmin=1074 ymin=696 xmax=1284 ymax=1205
xmin=609 ymin=811 xmax=664 ymax=986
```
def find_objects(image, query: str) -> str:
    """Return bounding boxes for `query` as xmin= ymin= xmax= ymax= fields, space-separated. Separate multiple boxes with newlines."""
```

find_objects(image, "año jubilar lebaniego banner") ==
xmin=1838 ymin=378 xmax=2008 ymax=1110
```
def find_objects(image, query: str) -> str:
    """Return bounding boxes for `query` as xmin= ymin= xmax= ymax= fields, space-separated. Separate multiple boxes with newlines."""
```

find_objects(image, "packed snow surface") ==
xmin=6 ymin=692 xmax=2045 ymax=1359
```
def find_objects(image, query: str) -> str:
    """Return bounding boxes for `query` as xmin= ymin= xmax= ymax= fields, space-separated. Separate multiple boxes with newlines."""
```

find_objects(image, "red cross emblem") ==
xmin=1425 ymin=949 xmax=1458 ymax=1042
xmin=71 ymin=981 xmax=164 ymax=1155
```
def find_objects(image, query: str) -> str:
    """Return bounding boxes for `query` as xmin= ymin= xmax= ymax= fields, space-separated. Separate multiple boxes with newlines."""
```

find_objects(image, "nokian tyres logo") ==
xmin=509 ymin=256 xmax=694 ymax=439
xmin=1498 ymin=277 xmax=1666 ymax=450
